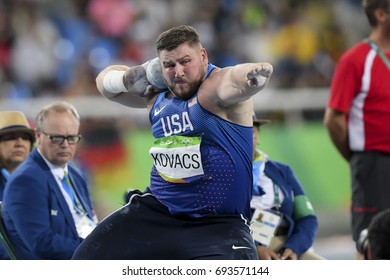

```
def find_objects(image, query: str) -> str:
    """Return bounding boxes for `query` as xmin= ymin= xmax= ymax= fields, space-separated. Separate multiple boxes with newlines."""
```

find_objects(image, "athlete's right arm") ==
xmin=96 ymin=63 xmax=161 ymax=108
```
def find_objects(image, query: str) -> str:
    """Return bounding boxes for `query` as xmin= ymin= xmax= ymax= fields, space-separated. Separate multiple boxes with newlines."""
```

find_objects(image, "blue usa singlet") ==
xmin=149 ymin=64 xmax=253 ymax=219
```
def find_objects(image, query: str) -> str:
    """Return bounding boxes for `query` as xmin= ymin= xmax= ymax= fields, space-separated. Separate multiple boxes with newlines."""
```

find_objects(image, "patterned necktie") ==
xmin=61 ymin=171 xmax=75 ymax=203
xmin=61 ymin=171 xmax=86 ymax=215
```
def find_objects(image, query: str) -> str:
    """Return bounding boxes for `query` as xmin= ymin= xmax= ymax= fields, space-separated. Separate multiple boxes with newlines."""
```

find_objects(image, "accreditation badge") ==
xmin=250 ymin=209 xmax=282 ymax=247
xmin=149 ymin=135 xmax=205 ymax=183
xmin=76 ymin=215 xmax=97 ymax=239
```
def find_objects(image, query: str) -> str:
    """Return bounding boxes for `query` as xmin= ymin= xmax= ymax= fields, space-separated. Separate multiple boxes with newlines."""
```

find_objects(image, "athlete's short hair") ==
xmin=155 ymin=25 xmax=201 ymax=53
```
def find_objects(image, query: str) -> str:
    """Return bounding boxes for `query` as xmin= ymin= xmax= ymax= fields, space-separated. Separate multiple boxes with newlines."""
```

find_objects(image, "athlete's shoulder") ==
xmin=205 ymin=63 xmax=221 ymax=79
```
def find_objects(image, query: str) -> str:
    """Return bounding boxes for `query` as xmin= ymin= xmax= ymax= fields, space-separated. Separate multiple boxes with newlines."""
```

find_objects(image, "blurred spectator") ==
xmin=10 ymin=1 xmax=61 ymax=98
xmin=0 ymin=0 xmax=365 ymax=99
xmin=87 ymin=0 xmax=135 ymax=38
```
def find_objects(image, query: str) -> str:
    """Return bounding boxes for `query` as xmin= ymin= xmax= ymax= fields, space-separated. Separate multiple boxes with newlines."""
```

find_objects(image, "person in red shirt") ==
xmin=324 ymin=0 xmax=390 ymax=259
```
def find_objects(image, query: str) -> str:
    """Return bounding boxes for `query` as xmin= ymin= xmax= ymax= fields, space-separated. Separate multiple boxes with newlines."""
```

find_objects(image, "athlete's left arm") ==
xmin=198 ymin=62 xmax=272 ymax=125
xmin=215 ymin=62 xmax=273 ymax=105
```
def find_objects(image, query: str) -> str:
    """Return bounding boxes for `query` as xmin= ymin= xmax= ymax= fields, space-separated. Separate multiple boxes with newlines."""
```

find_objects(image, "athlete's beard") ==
xmin=168 ymin=68 xmax=206 ymax=100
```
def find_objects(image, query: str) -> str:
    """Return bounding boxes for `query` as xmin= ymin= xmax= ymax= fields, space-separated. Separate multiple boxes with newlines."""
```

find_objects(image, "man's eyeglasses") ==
xmin=41 ymin=131 xmax=81 ymax=145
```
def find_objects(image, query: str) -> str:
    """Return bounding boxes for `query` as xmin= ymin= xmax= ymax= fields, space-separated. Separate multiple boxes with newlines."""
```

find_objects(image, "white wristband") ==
xmin=102 ymin=70 xmax=127 ymax=93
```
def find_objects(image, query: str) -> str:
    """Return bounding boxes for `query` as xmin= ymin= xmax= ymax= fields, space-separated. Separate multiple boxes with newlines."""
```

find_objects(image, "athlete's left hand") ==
xmin=246 ymin=63 xmax=273 ymax=88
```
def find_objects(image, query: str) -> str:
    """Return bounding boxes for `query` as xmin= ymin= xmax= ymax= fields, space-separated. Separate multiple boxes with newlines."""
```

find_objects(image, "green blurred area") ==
xmin=258 ymin=123 xmax=351 ymax=211
xmin=92 ymin=122 xmax=351 ymax=218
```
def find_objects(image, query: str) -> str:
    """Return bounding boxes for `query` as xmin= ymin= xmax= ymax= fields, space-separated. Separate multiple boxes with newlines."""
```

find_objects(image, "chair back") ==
xmin=0 ymin=201 xmax=19 ymax=260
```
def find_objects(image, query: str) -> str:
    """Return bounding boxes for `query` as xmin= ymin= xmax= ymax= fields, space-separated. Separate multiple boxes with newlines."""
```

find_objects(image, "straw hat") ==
xmin=0 ymin=111 xmax=35 ymax=143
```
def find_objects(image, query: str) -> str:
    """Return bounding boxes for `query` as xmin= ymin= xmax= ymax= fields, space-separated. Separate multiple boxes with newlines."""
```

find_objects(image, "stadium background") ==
xmin=0 ymin=0 xmax=368 ymax=258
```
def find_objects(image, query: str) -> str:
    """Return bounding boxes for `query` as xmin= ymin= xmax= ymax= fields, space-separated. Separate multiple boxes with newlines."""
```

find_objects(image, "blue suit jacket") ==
xmin=0 ymin=173 xmax=5 ymax=199
xmin=2 ymin=149 xmax=96 ymax=259
xmin=252 ymin=157 xmax=318 ymax=258
xmin=0 ymin=173 xmax=10 ymax=259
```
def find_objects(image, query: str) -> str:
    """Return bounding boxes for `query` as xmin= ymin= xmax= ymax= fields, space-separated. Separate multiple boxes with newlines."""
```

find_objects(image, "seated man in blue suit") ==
xmin=3 ymin=101 xmax=98 ymax=259
xmin=251 ymin=115 xmax=323 ymax=260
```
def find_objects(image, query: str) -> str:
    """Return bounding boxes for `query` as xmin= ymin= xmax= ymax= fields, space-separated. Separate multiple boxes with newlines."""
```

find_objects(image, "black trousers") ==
xmin=72 ymin=189 xmax=258 ymax=260
xmin=350 ymin=151 xmax=390 ymax=244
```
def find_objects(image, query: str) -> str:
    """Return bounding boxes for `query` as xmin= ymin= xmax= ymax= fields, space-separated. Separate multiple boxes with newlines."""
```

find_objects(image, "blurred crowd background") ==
xmin=1 ymin=0 xmax=371 ymax=258
xmin=0 ymin=0 xmax=369 ymax=98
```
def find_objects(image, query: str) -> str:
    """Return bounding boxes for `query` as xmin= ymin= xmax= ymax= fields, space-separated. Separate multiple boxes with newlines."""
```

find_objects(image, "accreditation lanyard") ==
xmin=62 ymin=173 xmax=87 ymax=216
xmin=273 ymin=183 xmax=281 ymax=208
xmin=365 ymin=39 xmax=390 ymax=70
